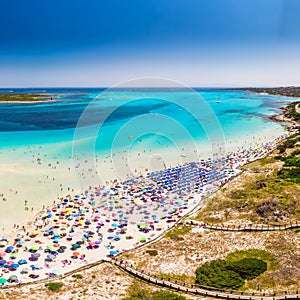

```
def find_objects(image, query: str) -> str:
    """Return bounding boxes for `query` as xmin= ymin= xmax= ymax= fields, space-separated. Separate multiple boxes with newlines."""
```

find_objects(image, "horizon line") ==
xmin=1 ymin=85 xmax=299 ymax=90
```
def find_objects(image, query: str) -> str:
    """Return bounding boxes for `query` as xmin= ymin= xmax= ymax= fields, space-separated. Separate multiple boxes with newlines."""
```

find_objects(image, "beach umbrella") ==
xmin=109 ymin=250 xmax=117 ymax=256
xmin=31 ymin=253 xmax=41 ymax=258
xmin=107 ymin=234 xmax=114 ymax=239
xmin=17 ymin=241 xmax=24 ymax=246
xmin=5 ymin=246 xmax=14 ymax=252
xmin=30 ymin=245 xmax=39 ymax=251
xmin=0 ymin=252 xmax=6 ymax=257
xmin=47 ymin=254 xmax=55 ymax=260
xmin=31 ymin=264 xmax=43 ymax=270
xmin=20 ymin=267 xmax=29 ymax=274
xmin=18 ymin=259 xmax=27 ymax=265
xmin=114 ymin=235 xmax=121 ymax=241
xmin=8 ymin=275 xmax=18 ymax=282
xmin=0 ymin=241 xmax=7 ymax=247
xmin=10 ymin=263 xmax=19 ymax=269
xmin=29 ymin=256 xmax=38 ymax=262
xmin=71 ymin=243 xmax=80 ymax=249
xmin=0 ymin=278 xmax=7 ymax=285
xmin=0 ymin=259 xmax=6 ymax=265
xmin=140 ymin=237 xmax=147 ymax=243
xmin=50 ymin=270 xmax=60 ymax=276
xmin=73 ymin=252 xmax=80 ymax=257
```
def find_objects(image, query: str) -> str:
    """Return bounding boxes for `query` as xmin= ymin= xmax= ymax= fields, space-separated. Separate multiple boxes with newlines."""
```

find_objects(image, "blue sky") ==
xmin=1 ymin=0 xmax=300 ymax=87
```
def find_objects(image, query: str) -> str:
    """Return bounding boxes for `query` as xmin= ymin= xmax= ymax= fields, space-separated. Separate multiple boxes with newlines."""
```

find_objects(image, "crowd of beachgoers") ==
xmin=0 ymin=134 xmax=288 ymax=286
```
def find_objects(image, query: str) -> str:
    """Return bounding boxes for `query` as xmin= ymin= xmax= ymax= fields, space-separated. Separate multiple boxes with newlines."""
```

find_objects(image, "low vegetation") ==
xmin=72 ymin=273 xmax=83 ymax=279
xmin=45 ymin=281 xmax=64 ymax=291
xmin=0 ymin=93 xmax=50 ymax=102
xmin=226 ymin=249 xmax=277 ymax=270
xmin=195 ymin=256 xmax=267 ymax=290
xmin=165 ymin=226 xmax=192 ymax=241
xmin=124 ymin=281 xmax=186 ymax=300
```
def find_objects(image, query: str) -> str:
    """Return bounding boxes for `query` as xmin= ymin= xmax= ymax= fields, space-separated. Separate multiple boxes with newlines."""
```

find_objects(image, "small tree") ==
xmin=228 ymin=258 xmax=267 ymax=280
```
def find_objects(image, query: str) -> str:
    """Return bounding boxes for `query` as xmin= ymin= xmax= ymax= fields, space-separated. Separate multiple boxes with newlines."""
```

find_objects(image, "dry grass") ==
xmin=0 ymin=263 xmax=133 ymax=300
xmin=193 ymin=155 xmax=300 ymax=226
xmin=120 ymin=226 xmax=300 ymax=293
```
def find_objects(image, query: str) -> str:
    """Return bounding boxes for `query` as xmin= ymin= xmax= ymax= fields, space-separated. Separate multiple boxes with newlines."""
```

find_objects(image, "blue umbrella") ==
xmin=109 ymin=250 xmax=117 ymax=255
xmin=18 ymin=259 xmax=27 ymax=265
xmin=0 ymin=259 xmax=6 ymax=265
xmin=10 ymin=263 xmax=19 ymax=269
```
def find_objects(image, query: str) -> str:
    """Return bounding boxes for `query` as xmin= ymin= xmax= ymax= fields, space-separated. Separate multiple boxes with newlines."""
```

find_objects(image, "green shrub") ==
xmin=195 ymin=259 xmax=244 ymax=289
xmin=45 ymin=281 xmax=63 ymax=291
xmin=284 ymin=156 xmax=300 ymax=167
xmin=291 ymin=149 xmax=300 ymax=156
xmin=274 ymin=155 xmax=285 ymax=161
xmin=195 ymin=257 xmax=268 ymax=289
xmin=278 ymin=167 xmax=300 ymax=183
xmin=226 ymin=248 xmax=277 ymax=269
xmin=227 ymin=258 xmax=267 ymax=280
xmin=72 ymin=273 xmax=83 ymax=279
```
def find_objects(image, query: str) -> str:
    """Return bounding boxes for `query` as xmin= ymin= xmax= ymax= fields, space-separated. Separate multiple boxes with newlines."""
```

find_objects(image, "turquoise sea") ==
xmin=0 ymin=88 xmax=296 ymax=166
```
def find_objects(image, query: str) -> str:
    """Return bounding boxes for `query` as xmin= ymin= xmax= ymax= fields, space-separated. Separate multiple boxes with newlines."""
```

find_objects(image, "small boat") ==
xmin=215 ymin=99 xmax=221 ymax=103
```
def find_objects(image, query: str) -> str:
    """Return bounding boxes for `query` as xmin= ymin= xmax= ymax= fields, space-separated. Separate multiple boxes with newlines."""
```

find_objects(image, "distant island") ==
xmin=0 ymin=93 xmax=54 ymax=103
